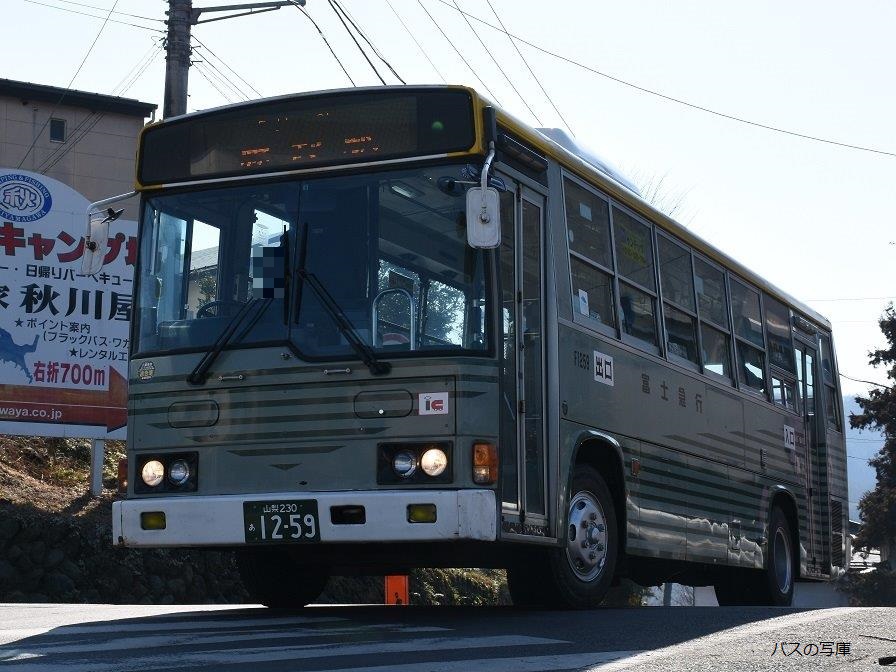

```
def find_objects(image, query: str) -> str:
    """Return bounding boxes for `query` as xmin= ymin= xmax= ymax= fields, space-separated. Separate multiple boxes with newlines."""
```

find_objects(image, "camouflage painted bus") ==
xmin=97 ymin=86 xmax=848 ymax=608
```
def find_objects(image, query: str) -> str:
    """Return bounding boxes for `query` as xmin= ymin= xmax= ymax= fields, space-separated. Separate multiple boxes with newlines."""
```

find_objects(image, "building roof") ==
xmin=0 ymin=79 xmax=156 ymax=118
xmin=190 ymin=246 xmax=219 ymax=271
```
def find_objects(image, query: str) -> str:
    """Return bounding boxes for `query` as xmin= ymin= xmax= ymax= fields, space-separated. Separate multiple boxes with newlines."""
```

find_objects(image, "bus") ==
xmin=90 ymin=85 xmax=849 ymax=608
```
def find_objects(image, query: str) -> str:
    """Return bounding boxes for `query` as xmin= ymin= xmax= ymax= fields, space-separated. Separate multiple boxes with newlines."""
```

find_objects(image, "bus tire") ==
xmin=236 ymin=549 xmax=329 ymax=608
xmin=758 ymin=506 xmax=795 ymax=606
xmin=713 ymin=506 xmax=795 ymax=607
xmin=546 ymin=465 xmax=618 ymax=609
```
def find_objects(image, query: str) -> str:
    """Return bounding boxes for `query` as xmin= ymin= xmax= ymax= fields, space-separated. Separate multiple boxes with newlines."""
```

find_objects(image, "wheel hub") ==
xmin=565 ymin=491 xmax=608 ymax=582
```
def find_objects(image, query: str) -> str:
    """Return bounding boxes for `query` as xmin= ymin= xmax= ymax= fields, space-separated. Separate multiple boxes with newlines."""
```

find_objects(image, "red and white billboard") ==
xmin=0 ymin=169 xmax=134 ymax=438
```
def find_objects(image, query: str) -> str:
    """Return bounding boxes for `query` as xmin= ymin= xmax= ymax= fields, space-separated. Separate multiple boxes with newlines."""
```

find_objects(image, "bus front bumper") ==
xmin=112 ymin=489 xmax=497 ymax=547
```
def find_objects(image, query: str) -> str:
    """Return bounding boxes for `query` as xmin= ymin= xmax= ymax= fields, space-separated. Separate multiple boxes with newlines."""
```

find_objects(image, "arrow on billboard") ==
xmin=0 ymin=366 xmax=127 ymax=431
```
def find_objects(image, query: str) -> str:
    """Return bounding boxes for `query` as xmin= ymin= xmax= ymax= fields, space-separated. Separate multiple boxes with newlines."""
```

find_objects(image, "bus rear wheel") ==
xmin=714 ymin=506 xmax=794 ymax=607
xmin=236 ymin=549 xmax=329 ymax=608
xmin=508 ymin=465 xmax=618 ymax=609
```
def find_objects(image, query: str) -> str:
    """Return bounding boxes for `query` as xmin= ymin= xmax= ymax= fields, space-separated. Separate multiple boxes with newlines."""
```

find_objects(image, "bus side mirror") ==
xmin=466 ymin=187 xmax=500 ymax=248
xmin=80 ymin=207 xmax=124 ymax=275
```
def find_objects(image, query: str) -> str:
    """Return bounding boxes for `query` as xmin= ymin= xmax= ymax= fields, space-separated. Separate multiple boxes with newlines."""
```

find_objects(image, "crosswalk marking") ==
xmin=3 ymin=623 xmax=448 ymax=656
xmin=0 ymin=613 xmax=345 ymax=643
xmin=2 ymin=634 xmax=566 ymax=672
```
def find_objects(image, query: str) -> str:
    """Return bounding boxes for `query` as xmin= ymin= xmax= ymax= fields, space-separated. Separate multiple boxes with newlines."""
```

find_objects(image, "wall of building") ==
xmin=0 ymin=96 xmax=151 ymax=202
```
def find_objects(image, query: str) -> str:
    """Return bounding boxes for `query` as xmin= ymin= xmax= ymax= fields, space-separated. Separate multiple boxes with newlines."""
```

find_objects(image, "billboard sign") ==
xmin=0 ymin=169 xmax=135 ymax=438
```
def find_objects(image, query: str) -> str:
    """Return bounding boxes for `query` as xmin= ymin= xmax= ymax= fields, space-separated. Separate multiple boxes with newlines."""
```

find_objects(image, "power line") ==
xmin=39 ymin=41 xmax=164 ymax=174
xmin=332 ymin=0 xmax=405 ymax=84
xmin=193 ymin=55 xmax=246 ymax=102
xmin=384 ymin=0 xmax=445 ymax=84
xmin=42 ymin=0 xmax=162 ymax=22
xmin=290 ymin=2 xmax=355 ymax=87
xmin=416 ymin=0 xmax=501 ymax=104
xmin=452 ymin=0 xmax=540 ymax=125
xmin=327 ymin=0 xmax=386 ymax=85
xmin=193 ymin=61 xmax=236 ymax=104
xmin=436 ymin=0 xmax=896 ymax=159
xmin=483 ymin=0 xmax=572 ymax=135
xmin=840 ymin=372 xmax=890 ymax=390
xmin=23 ymin=0 xmax=163 ymax=32
xmin=191 ymin=35 xmax=262 ymax=99
xmin=17 ymin=0 xmax=121 ymax=170
xmin=192 ymin=45 xmax=251 ymax=102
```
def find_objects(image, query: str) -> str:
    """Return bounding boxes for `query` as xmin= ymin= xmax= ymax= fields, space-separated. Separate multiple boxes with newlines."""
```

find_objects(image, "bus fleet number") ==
xmin=573 ymin=350 xmax=591 ymax=371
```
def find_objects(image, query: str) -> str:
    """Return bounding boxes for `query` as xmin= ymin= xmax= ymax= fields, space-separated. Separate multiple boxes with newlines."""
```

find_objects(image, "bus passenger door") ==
xmin=498 ymin=180 xmax=548 ymax=533
xmin=795 ymin=341 xmax=826 ymax=574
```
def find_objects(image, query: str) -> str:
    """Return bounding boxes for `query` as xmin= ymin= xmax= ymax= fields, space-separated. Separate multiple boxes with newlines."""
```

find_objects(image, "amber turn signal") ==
xmin=118 ymin=458 xmax=128 ymax=494
xmin=472 ymin=442 xmax=498 ymax=484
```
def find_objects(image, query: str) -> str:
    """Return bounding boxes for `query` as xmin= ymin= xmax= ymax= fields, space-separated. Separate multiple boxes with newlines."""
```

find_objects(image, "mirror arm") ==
xmin=85 ymin=191 xmax=136 ymax=249
xmin=478 ymin=141 xmax=496 ymax=226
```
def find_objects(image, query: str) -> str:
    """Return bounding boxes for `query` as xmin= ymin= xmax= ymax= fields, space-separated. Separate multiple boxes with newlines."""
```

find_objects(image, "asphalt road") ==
xmin=0 ymin=603 xmax=893 ymax=671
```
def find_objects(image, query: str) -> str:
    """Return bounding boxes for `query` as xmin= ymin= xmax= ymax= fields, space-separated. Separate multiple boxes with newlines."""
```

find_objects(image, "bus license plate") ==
xmin=243 ymin=500 xmax=320 ymax=543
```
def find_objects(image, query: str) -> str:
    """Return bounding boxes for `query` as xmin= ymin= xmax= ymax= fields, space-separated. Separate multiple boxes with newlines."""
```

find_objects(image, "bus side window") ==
xmin=771 ymin=376 xmax=797 ymax=411
xmin=658 ymin=234 xmax=698 ymax=365
xmin=764 ymin=295 xmax=795 ymax=373
xmin=612 ymin=207 xmax=658 ymax=346
xmin=564 ymin=177 xmax=616 ymax=331
xmin=731 ymin=278 xmax=767 ymax=396
xmin=820 ymin=333 xmax=842 ymax=431
xmin=694 ymin=257 xmax=732 ymax=380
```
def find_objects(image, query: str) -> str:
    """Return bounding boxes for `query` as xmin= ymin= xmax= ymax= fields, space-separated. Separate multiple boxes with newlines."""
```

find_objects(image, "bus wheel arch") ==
xmin=569 ymin=432 xmax=627 ymax=558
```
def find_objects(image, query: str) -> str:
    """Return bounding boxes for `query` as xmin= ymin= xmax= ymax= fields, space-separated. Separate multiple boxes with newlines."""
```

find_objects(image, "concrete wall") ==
xmin=0 ymin=95 xmax=150 ymax=202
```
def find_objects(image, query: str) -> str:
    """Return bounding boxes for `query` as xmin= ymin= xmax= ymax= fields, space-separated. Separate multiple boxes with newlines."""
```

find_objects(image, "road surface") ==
xmin=0 ymin=603 xmax=892 ymax=671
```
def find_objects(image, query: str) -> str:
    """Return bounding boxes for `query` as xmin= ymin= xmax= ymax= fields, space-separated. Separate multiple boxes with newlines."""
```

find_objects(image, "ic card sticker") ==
xmin=419 ymin=392 xmax=449 ymax=415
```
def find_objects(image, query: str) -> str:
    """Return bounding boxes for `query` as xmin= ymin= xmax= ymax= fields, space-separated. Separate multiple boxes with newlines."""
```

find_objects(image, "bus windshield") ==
xmin=135 ymin=163 xmax=490 ymax=359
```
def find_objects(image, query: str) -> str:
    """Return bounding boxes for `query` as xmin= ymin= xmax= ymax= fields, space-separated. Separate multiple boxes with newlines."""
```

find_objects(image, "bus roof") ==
xmin=475 ymin=88 xmax=833 ymax=332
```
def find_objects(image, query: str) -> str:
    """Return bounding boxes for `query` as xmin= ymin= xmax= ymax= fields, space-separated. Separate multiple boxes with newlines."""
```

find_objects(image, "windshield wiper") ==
xmin=297 ymin=268 xmax=390 ymax=376
xmin=187 ymin=299 xmax=269 ymax=385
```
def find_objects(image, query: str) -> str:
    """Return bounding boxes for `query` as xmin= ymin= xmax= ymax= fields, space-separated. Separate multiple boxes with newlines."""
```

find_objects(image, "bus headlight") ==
xmin=420 ymin=448 xmax=448 ymax=477
xmin=141 ymin=460 xmax=165 ymax=488
xmin=168 ymin=459 xmax=191 ymax=486
xmin=392 ymin=451 xmax=417 ymax=478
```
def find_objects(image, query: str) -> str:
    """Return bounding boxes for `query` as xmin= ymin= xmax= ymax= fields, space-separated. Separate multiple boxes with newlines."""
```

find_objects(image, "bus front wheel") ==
xmin=236 ymin=549 xmax=329 ymax=608
xmin=508 ymin=465 xmax=618 ymax=609
xmin=550 ymin=466 xmax=618 ymax=608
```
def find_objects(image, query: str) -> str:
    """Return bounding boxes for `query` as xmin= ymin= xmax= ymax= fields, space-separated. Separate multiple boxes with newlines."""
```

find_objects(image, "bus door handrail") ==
xmin=372 ymin=288 xmax=417 ymax=350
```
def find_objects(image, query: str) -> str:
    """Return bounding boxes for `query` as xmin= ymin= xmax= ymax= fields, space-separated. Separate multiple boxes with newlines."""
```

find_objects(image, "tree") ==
xmin=850 ymin=304 xmax=896 ymax=566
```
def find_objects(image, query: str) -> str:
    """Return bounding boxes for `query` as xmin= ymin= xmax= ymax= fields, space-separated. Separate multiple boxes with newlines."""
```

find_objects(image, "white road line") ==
xmin=1 ymin=635 xmax=566 ymax=672
xmin=287 ymin=650 xmax=643 ymax=672
xmin=0 ymin=614 xmax=345 ymax=644
xmin=1 ymin=624 xmax=447 ymax=656
xmin=586 ymin=608 xmax=862 ymax=671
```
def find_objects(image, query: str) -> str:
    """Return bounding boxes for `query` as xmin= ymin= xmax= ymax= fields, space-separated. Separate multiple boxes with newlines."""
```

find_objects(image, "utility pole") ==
xmin=163 ymin=1 xmax=305 ymax=118
xmin=163 ymin=0 xmax=193 ymax=118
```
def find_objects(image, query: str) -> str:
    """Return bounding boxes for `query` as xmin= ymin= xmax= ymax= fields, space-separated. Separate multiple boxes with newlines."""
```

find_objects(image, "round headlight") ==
xmin=141 ymin=460 xmax=165 ymax=487
xmin=168 ymin=459 xmax=190 ymax=486
xmin=420 ymin=448 xmax=448 ymax=477
xmin=392 ymin=451 xmax=417 ymax=478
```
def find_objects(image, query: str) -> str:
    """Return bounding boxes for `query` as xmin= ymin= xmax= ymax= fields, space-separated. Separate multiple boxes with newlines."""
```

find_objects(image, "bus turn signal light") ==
xmin=472 ymin=442 xmax=498 ymax=484
xmin=118 ymin=458 xmax=128 ymax=494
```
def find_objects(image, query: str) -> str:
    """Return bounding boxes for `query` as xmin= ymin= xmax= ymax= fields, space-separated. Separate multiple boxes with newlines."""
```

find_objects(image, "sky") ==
xmin=8 ymin=0 xmax=895 ymax=515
